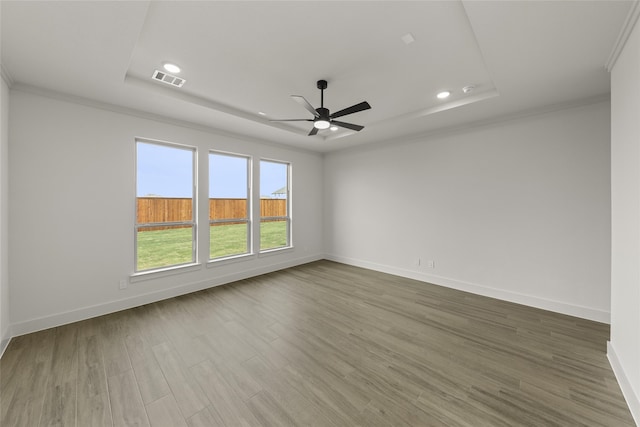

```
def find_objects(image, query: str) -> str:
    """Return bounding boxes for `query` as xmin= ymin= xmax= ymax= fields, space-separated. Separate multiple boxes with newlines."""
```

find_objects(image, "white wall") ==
xmin=8 ymin=89 xmax=324 ymax=334
xmin=609 ymin=7 xmax=640 ymax=423
xmin=0 ymin=0 xmax=10 ymax=355
xmin=325 ymin=101 xmax=612 ymax=322
xmin=0 ymin=75 xmax=9 ymax=353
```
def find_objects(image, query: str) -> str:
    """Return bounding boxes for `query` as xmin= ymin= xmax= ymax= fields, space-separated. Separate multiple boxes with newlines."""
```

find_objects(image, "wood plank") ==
xmin=242 ymin=355 xmax=336 ymax=426
xmin=245 ymin=391 xmax=297 ymax=427
xmin=77 ymin=335 xmax=112 ymax=426
xmin=186 ymin=406 xmax=225 ymax=427
xmin=152 ymin=342 xmax=208 ymax=419
xmin=107 ymin=370 xmax=150 ymax=427
xmin=190 ymin=359 xmax=262 ymax=427
xmin=39 ymin=324 xmax=78 ymax=427
xmin=146 ymin=394 xmax=188 ymax=427
xmin=0 ymin=260 xmax=635 ymax=426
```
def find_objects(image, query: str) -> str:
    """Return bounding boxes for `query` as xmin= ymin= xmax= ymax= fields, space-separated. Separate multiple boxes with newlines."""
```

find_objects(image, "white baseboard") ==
xmin=608 ymin=341 xmax=640 ymax=426
xmin=10 ymin=254 xmax=323 ymax=337
xmin=325 ymin=254 xmax=610 ymax=323
xmin=0 ymin=322 xmax=11 ymax=358
xmin=4 ymin=252 xmax=611 ymax=350
xmin=0 ymin=336 xmax=10 ymax=359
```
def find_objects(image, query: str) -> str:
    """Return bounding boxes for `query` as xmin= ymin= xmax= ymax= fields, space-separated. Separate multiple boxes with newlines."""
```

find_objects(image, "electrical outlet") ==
xmin=427 ymin=260 xmax=435 ymax=269
xmin=119 ymin=279 xmax=128 ymax=290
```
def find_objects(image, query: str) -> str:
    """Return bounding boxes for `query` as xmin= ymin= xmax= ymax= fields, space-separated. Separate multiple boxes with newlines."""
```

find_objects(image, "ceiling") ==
xmin=1 ymin=1 xmax=633 ymax=153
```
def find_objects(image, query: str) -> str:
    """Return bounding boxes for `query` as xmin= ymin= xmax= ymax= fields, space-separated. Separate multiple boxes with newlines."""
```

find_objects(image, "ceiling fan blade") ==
xmin=308 ymin=127 xmax=319 ymax=136
xmin=269 ymin=119 xmax=313 ymax=122
xmin=330 ymin=101 xmax=371 ymax=119
xmin=331 ymin=120 xmax=364 ymax=132
xmin=292 ymin=95 xmax=320 ymax=118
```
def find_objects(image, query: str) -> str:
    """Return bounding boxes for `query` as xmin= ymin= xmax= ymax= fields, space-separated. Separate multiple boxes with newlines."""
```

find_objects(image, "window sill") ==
xmin=130 ymin=262 xmax=202 ymax=283
xmin=207 ymin=253 xmax=255 ymax=268
xmin=258 ymin=246 xmax=294 ymax=258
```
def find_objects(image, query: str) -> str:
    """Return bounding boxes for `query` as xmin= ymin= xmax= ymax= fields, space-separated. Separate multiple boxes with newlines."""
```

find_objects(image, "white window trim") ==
xmin=135 ymin=138 xmax=198 ymax=273
xmin=207 ymin=252 xmax=256 ymax=268
xmin=209 ymin=150 xmax=253 ymax=261
xmin=259 ymin=158 xmax=292 ymax=253
xmin=130 ymin=262 xmax=202 ymax=283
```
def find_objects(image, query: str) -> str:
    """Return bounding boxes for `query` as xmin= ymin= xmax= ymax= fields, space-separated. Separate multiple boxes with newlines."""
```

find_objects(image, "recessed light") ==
xmin=462 ymin=85 xmax=475 ymax=94
xmin=163 ymin=63 xmax=181 ymax=74
xmin=437 ymin=91 xmax=451 ymax=99
xmin=258 ymin=111 xmax=267 ymax=116
xmin=330 ymin=126 xmax=339 ymax=131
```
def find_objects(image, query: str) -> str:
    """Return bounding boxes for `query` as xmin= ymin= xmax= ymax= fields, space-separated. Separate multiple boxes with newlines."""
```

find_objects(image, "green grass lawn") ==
xmin=136 ymin=226 xmax=194 ymax=271
xmin=258 ymin=220 xmax=288 ymax=251
xmin=137 ymin=221 xmax=288 ymax=271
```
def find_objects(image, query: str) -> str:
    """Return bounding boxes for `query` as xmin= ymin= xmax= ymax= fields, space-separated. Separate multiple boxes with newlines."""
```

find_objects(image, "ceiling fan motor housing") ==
xmin=316 ymin=107 xmax=330 ymax=120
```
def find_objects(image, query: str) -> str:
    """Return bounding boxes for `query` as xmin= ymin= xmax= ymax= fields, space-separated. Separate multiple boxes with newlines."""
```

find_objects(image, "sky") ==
xmin=137 ymin=142 xmax=287 ymax=198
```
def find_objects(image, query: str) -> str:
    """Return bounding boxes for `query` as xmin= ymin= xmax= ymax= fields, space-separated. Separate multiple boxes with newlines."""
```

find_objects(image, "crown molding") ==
xmin=605 ymin=0 xmax=640 ymax=72
xmin=328 ymin=94 xmax=610 ymax=156
xmin=0 ymin=64 xmax=14 ymax=88
xmin=327 ymin=88 xmax=500 ymax=143
xmin=11 ymin=83 xmax=321 ymax=156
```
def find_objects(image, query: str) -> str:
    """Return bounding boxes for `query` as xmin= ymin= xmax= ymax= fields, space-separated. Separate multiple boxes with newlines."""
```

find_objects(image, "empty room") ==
xmin=1 ymin=1 xmax=639 ymax=426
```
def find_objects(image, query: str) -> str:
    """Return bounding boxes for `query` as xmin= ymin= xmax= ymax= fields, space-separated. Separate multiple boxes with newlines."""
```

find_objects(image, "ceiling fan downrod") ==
xmin=317 ymin=79 xmax=327 ymax=108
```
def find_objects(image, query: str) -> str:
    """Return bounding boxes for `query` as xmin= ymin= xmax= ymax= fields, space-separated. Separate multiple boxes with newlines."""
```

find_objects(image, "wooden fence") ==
xmin=137 ymin=197 xmax=286 ymax=230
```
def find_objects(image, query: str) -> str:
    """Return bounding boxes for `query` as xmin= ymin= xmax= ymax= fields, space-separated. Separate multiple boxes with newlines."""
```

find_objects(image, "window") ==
xmin=135 ymin=140 xmax=196 ymax=272
xmin=260 ymin=160 xmax=290 ymax=251
xmin=209 ymin=152 xmax=251 ymax=259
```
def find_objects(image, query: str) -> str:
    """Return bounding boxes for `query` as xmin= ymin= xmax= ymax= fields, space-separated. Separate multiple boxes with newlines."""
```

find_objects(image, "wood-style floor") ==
xmin=0 ymin=260 xmax=635 ymax=426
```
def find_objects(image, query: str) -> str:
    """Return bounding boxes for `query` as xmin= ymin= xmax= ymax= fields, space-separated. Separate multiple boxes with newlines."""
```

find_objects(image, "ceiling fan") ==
xmin=270 ymin=80 xmax=371 ymax=136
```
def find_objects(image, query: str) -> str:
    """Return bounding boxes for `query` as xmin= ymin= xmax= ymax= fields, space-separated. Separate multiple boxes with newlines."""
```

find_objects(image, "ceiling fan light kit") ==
xmin=314 ymin=119 xmax=331 ymax=130
xmin=271 ymin=79 xmax=371 ymax=136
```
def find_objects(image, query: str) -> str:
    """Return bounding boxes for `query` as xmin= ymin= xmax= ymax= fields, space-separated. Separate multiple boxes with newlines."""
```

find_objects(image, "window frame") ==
xmin=134 ymin=138 xmax=198 ymax=273
xmin=259 ymin=158 xmax=292 ymax=253
xmin=208 ymin=150 xmax=253 ymax=261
